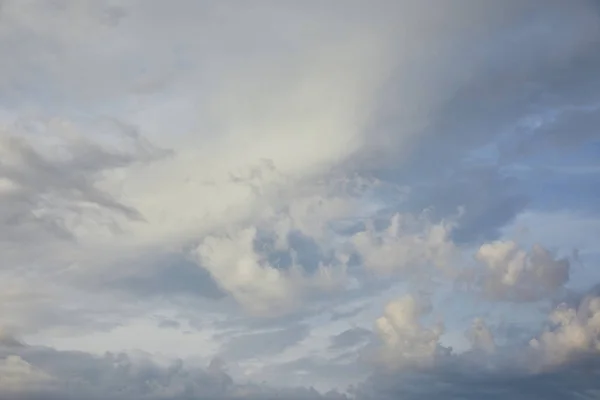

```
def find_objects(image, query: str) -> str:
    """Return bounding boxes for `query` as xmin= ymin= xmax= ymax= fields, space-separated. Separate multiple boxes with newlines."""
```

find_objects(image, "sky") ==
xmin=1 ymin=0 xmax=600 ymax=399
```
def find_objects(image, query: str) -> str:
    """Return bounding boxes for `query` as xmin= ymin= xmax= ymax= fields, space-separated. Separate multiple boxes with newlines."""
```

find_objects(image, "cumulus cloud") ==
xmin=195 ymin=225 xmax=349 ymax=316
xmin=463 ymin=241 xmax=570 ymax=302
xmin=530 ymin=295 xmax=600 ymax=368
xmin=355 ymin=291 xmax=600 ymax=400
xmin=352 ymin=212 xmax=456 ymax=277
xmin=374 ymin=295 xmax=446 ymax=369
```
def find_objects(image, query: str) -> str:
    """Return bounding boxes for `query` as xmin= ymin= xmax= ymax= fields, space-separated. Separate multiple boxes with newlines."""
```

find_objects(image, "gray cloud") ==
xmin=105 ymin=252 xmax=225 ymax=301
xmin=0 ymin=117 xmax=168 ymax=255
xmin=345 ymin=0 xmax=600 ymax=243
xmin=330 ymin=306 xmax=368 ymax=322
xmin=356 ymin=287 xmax=600 ymax=400
xmin=0 ymin=338 xmax=346 ymax=400
xmin=329 ymin=328 xmax=374 ymax=350
xmin=158 ymin=319 xmax=181 ymax=330
xmin=218 ymin=324 xmax=310 ymax=361
xmin=354 ymin=358 xmax=600 ymax=400
xmin=457 ymin=241 xmax=570 ymax=303
xmin=3 ymin=317 xmax=600 ymax=400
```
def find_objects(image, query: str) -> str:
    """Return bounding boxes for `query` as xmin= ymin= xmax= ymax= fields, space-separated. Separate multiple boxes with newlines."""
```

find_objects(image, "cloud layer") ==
xmin=1 ymin=0 xmax=600 ymax=399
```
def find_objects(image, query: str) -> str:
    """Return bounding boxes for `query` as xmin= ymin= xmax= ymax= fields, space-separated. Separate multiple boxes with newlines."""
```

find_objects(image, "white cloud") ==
xmin=195 ymin=225 xmax=348 ymax=317
xmin=374 ymin=295 xmax=445 ymax=369
xmin=530 ymin=296 xmax=600 ymax=367
xmin=352 ymin=212 xmax=456 ymax=277
xmin=0 ymin=355 xmax=54 ymax=392
xmin=471 ymin=241 xmax=570 ymax=302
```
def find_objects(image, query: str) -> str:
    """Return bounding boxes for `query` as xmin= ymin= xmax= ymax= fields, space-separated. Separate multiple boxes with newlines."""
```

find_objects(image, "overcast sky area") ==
xmin=1 ymin=1 xmax=600 ymax=399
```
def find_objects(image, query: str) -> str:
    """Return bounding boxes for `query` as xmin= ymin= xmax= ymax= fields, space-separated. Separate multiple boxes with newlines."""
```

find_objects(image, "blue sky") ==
xmin=1 ymin=1 xmax=600 ymax=399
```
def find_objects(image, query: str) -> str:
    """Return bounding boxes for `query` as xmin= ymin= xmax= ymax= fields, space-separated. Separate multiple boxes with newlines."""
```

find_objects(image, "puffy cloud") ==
xmin=195 ymin=226 xmax=348 ymax=316
xmin=469 ymin=241 xmax=570 ymax=302
xmin=352 ymin=212 xmax=456 ymax=276
xmin=530 ymin=295 xmax=600 ymax=367
xmin=374 ymin=295 xmax=446 ymax=369
xmin=355 ymin=292 xmax=600 ymax=400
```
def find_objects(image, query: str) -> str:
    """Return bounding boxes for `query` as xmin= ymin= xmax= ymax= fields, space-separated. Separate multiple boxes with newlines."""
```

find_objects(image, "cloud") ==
xmin=0 ymin=355 xmax=54 ymax=393
xmin=373 ymin=295 xmax=446 ymax=369
xmin=466 ymin=318 xmax=496 ymax=354
xmin=0 ymin=337 xmax=347 ymax=400
xmin=530 ymin=295 xmax=600 ymax=368
xmin=1 ymin=0 xmax=600 ymax=398
xmin=354 ymin=358 xmax=600 ymax=400
xmin=195 ymin=225 xmax=348 ymax=316
xmin=218 ymin=324 xmax=310 ymax=361
xmin=351 ymin=212 xmax=456 ymax=277
xmin=329 ymin=328 xmax=374 ymax=350
xmin=0 ymin=118 xmax=160 ymax=245
xmin=354 ymin=290 xmax=600 ymax=400
xmin=157 ymin=319 xmax=181 ymax=330
xmin=11 ymin=296 xmax=597 ymax=400
xmin=467 ymin=241 xmax=570 ymax=302
xmin=105 ymin=251 xmax=225 ymax=301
